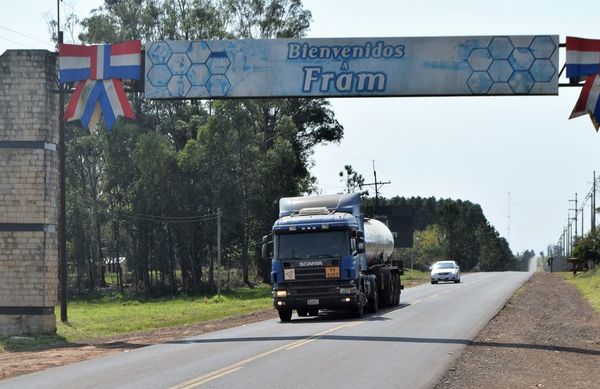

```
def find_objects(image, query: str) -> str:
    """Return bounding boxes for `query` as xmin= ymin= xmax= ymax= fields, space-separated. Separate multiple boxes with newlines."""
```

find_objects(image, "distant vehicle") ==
xmin=430 ymin=261 xmax=460 ymax=284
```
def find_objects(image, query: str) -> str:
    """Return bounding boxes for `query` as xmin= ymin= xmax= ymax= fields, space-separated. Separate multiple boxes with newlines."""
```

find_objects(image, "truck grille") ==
xmin=294 ymin=267 xmax=326 ymax=281
xmin=288 ymin=286 xmax=331 ymax=297
xmin=282 ymin=258 xmax=340 ymax=283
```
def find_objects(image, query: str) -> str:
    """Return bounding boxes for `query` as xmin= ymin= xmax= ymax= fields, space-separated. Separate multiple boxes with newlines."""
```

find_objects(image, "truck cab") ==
xmin=265 ymin=193 xmax=401 ymax=322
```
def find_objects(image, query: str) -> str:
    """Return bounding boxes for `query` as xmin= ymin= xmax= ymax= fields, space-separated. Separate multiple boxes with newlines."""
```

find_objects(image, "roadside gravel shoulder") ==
xmin=436 ymin=272 xmax=600 ymax=389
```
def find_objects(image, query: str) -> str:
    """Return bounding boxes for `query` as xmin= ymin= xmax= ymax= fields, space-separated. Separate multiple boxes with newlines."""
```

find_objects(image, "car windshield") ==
xmin=276 ymin=230 xmax=350 ymax=259
xmin=434 ymin=262 xmax=455 ymax=269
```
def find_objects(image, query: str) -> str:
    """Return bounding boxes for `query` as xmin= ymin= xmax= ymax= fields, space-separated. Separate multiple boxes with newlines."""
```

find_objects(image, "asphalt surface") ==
xmin=2 ymin=271 xmax=532 ymax=389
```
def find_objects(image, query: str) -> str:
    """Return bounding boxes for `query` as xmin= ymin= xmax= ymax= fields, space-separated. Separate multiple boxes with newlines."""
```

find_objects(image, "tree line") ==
xmin=64 ymin=0 xmax=343 ymax=296
xmin=369 ymin=196 xmax=526 ymax=272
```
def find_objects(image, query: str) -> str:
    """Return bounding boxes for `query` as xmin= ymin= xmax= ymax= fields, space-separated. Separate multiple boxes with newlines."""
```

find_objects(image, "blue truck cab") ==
xmin=265 ymin=193 xmax=402 ymax=322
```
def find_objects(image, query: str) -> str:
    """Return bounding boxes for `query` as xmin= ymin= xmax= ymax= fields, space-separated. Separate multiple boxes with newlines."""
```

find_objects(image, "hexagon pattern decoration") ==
xmin=145 ymin=40 xmax=232 ymax=98
xmin=145 ymin=36 xmax=557 ymax=99
xmin=466 ymin=35 xmax=557 ymax=95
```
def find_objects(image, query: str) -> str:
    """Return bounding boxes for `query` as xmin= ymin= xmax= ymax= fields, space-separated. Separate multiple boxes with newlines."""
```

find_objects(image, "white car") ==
xmin=430 ymin=261 xmax=460 ymax=284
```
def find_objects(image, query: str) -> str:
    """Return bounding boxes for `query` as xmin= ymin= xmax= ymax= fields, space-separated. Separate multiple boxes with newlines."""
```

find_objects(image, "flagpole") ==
xmin=57 ymin=0 xmax=68 ymax=322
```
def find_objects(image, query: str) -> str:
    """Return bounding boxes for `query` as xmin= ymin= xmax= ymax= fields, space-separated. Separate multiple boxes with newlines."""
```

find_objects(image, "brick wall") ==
xmin=0 ymin=50 xmax=58 ymax=335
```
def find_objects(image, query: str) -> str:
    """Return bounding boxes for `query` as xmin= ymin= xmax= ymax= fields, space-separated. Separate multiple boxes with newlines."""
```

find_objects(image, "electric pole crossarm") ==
xmin=360 ymin=160 xmax=391 ymax=208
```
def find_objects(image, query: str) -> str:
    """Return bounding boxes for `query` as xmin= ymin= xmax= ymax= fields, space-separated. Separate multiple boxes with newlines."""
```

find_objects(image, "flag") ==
xmin=566 ymin=37 xmax=600 ymax=130
xmin=59 ymin=40 xmax=141 ymax=130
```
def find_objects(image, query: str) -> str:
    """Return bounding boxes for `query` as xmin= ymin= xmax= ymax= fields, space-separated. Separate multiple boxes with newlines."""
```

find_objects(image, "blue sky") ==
xmin=2 ymin=0 xmax=599 ymax=254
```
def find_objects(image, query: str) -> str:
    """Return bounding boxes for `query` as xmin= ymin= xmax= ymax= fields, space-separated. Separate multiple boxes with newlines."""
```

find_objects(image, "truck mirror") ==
xmin=261 ymin=234 xmax=272 ymax=261
xmin=355 ymin=237 xmax=365 ymax=254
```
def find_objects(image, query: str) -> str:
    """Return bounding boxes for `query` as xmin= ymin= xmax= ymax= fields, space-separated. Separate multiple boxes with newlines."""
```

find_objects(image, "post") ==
xmin=217 ymin=208 xmax=222 ymax=298
xmin=57 ymin=0 xmax=68 ymax=322
xmin=570 ymin=193 xmax=578 ymax=244
xmin=567 ymin=222 xmax=571 ymax=255
xmin=581 ymin=205 xmax=584 ymax=239
xmin=363 ymin=160 xmax=390 ymax=210
xmin=593 ymin=171 xmax=596 ymax=233
xmin=373 ymin=160 xmax=379 ymax=208
xmin=574 ymin=192 xmax=577 ymax=242
xmin=574 ymin=193 xmax=578 ymax=239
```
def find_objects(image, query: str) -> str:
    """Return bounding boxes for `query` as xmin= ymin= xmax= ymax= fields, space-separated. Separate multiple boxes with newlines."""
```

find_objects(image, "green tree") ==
xmin=572 ymin=230 xmax=600 ymax=264
xmin=338 ymin=165 xmax=368 ymax=195
xmin=61 ymin=0 xmax=344 ymax=295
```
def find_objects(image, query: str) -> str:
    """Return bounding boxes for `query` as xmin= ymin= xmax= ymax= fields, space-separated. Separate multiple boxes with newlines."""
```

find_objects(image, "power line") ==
xmin=115 ymin=210 xmax=219 ymax=224
xmin=0 ymin=25 xmax=53 ymax=47
xmin=0 ymin=35 xmax=36 ymax=49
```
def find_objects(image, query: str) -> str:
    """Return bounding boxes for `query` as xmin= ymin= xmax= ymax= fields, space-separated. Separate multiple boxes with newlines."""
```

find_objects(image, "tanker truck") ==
xmin=263 ymin=193 xmax=403 ymax=322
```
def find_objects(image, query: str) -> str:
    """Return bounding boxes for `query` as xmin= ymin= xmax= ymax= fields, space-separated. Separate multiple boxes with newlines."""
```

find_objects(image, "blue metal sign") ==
xmin=144 ymin=35 xmax=559 ymax=99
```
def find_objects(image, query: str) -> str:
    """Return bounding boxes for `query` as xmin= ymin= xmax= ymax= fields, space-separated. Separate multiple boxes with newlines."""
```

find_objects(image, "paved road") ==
xmin=3 ymin=271 xmax=532 ymax=389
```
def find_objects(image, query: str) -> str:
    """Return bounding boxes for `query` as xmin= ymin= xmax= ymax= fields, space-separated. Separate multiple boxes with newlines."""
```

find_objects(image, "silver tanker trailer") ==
xmin=263 ymin=193 xmax=403 ymax=322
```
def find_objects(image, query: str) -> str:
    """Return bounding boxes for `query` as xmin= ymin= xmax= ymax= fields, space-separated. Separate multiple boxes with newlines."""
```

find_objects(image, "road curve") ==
xmin=2 ymin=271 xmax=532 ymax=389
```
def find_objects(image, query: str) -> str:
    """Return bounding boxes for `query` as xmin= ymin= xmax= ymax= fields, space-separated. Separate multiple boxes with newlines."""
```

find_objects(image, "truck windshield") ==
xmin=276 ymin=230 xmax=350 ymax=259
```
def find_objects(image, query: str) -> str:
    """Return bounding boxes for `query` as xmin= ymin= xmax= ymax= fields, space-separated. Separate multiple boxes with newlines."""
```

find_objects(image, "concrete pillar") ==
xmin=0 ymin=50 xmax=58 ymax=335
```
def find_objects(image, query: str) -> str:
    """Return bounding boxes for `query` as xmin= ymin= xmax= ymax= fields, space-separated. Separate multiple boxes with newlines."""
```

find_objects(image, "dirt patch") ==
xmin=436 ymin=272 xmax=600 ymax=389
xmin=0 ymin=309 xmax=277 ymax=380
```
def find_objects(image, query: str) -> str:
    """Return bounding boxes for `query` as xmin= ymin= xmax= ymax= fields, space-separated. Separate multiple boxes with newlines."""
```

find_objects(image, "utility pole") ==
xmin=593 ymin=171 xmax=596 ymax=233
xmin=361 ymin=160 xmax=390 ymax=209
xmin=507 ymin=192 xmax=511 ymax=248
xmin=57 ymin=0 xmax=68 ymax=323
xmin=581 ymin=204 xmax=584 ymax=239
xmin=569 ymin=193 xmax=578 ymax=241
xmin=217 ymin=208 xmax=222 ymax=298
xmin=568 ymin=221 xmax=572 ymax=256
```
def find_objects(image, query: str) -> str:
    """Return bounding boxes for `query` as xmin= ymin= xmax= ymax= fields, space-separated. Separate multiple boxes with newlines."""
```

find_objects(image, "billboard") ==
xmin=145 ymin=35 xmax=559 ymax=99
xmin=365 ymin=205 xmax=414 ymax=248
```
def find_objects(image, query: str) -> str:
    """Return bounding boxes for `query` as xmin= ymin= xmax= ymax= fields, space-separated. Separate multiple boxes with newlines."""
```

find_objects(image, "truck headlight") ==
xmin=339 ymin=287 xmax=356 ymax=294
xmin=275 ymin=290 xmax=287 ymax=298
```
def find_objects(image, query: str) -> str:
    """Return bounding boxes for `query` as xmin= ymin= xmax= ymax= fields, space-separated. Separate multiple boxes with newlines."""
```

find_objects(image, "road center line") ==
xmin=169 ymin=321 xmax=360 ymax=389
xmin=286 ymin=321 xmax=364 ymax=350
xmin=185 ymin=366 xmax=244 ymax=388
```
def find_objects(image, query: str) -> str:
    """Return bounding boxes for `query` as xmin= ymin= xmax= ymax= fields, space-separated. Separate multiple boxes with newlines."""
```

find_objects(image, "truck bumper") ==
xmin=273 ymin=294 xmax=359 ymax=310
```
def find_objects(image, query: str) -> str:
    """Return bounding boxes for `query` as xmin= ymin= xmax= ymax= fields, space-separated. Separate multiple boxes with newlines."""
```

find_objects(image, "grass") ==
xmin=401 ymin=269 xmax=430 ymax=286
xmin=0 ymin=284 xmax=272 ymax=353
xmin=0 ymin=334 xmax=67 ymax=353
xmin=560 ymin=267 xmax=600 ymax=313
xmin=1 ymin=271 xmax=434 ymax=354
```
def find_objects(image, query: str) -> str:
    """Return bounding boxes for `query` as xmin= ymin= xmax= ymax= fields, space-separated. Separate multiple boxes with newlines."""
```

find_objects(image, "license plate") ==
xmin=307 ymin=299 xmax=319 ymax=305
xmin=325 ymin=266 xmax=339 ymax=278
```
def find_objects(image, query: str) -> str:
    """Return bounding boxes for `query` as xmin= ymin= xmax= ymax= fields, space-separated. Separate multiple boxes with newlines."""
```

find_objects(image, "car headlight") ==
xmin=275 ymin=290 xmax=287 ymax=298
xmin=339 ymin=287 xmax=356 ymax=294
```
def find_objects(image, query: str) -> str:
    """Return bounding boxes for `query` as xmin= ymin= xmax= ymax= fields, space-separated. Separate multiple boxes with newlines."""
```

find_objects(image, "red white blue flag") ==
xmin=59 ymin=40 xmax=141 ymax=130
xmin=566 ymin=37 xmax=600 ymax=130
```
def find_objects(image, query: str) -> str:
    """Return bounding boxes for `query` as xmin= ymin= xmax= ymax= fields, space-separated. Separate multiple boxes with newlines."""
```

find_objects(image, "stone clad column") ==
xmin=0 ymin=50 xmax=58 ymax=335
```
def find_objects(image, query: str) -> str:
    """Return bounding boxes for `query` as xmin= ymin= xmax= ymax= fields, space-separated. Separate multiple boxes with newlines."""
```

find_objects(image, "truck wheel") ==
xmin=387 ymin=276 xmax=394 ymax=307
xmin=367 ymin=285 xmax=378 ymax=314
xmin=278 ymin=309 xmax=292 ymax=322
xmin=393 ymin=273 xmax=400 ymax=306
xmin=390 ymin=274 xmax=398 ymax=307
xmin=351 ymin=298 xmax=364 ymax=318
